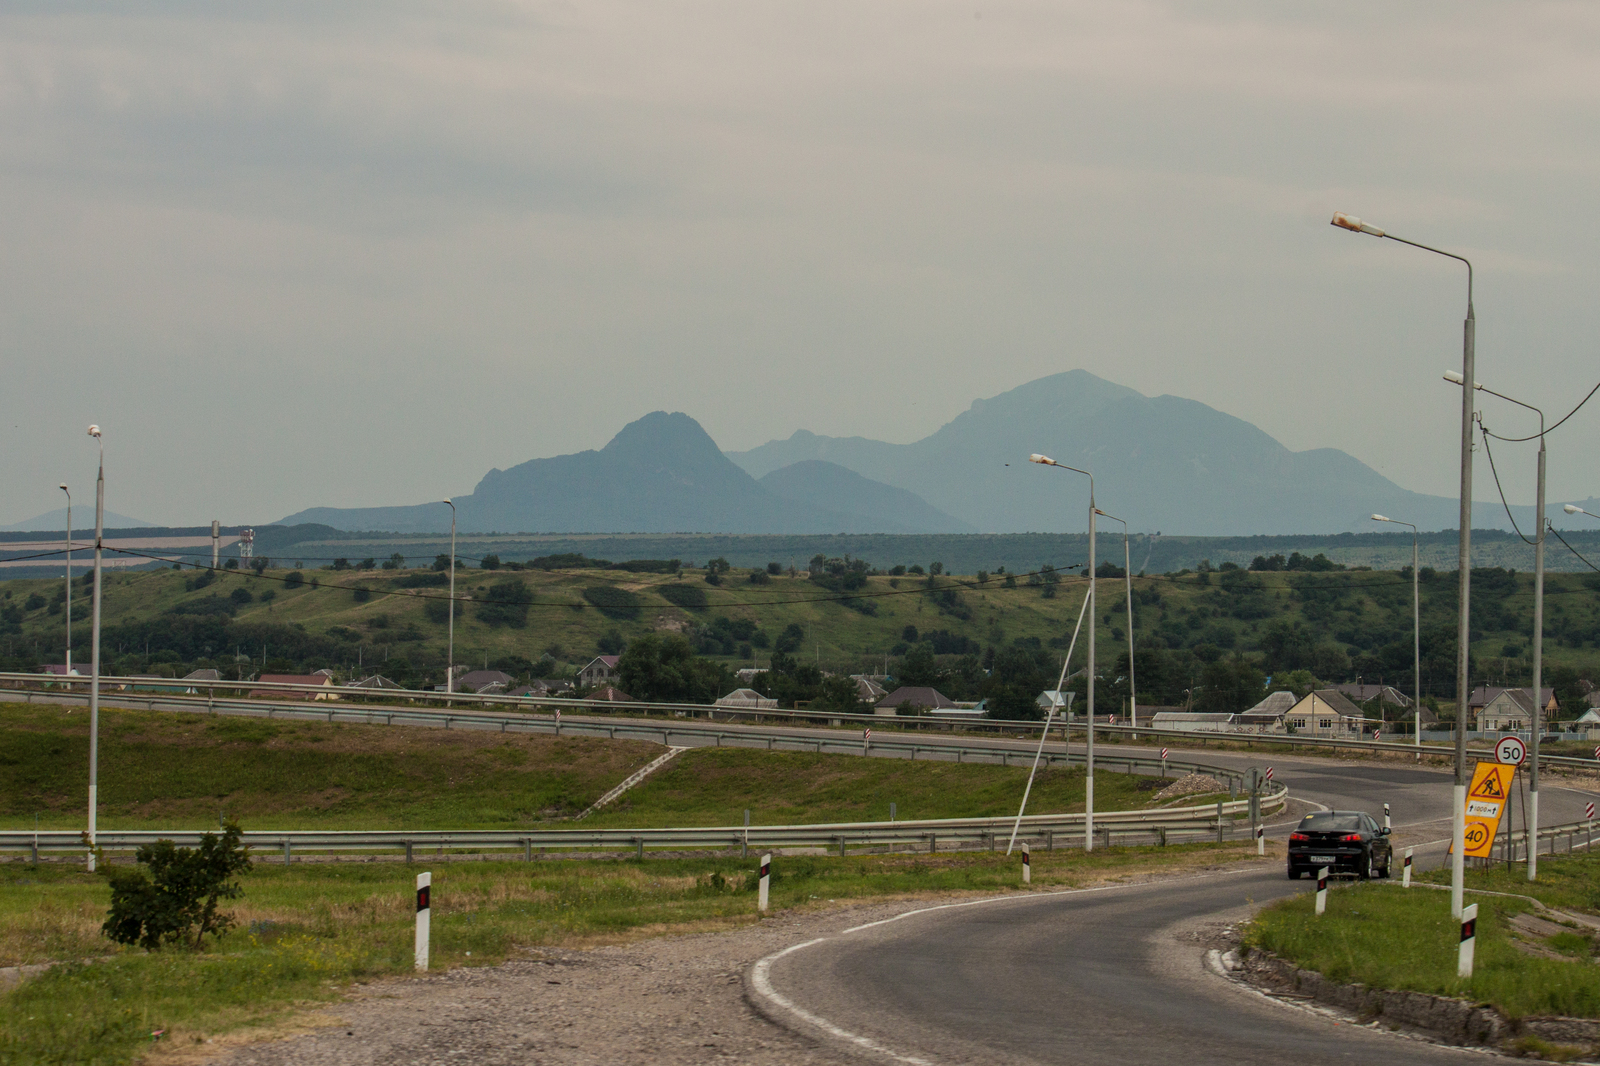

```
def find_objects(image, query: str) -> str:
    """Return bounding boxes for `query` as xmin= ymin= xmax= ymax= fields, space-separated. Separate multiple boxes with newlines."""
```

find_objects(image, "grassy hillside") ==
xmin=0 ymin=703 xmax=1165 ymax=831
xmin=2 ymin=554 xmax=1599 ymax=712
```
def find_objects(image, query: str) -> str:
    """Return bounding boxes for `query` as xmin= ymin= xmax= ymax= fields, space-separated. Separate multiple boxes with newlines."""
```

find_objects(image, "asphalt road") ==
xmin=755 ymin=867 xmax=1488 ymax=1066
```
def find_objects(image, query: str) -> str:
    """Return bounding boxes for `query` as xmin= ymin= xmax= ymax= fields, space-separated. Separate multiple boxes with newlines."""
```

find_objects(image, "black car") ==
xmin=1287 ymin=810 xmax=1392 ymax=880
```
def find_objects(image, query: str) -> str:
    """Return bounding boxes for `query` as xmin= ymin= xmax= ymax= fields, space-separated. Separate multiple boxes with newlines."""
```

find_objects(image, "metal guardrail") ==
xmin=0 ymin=786 xmax=1288 ymax=861
xmin=4 ymin=671 xmax=1597 ymax=773
xmin=1488 ymin=816 xmax=1599 ymax=863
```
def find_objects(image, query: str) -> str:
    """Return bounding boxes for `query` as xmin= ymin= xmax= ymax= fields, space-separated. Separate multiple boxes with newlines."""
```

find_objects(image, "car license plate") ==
xmin=1310 ymin=855 xmax=1337 ymax=863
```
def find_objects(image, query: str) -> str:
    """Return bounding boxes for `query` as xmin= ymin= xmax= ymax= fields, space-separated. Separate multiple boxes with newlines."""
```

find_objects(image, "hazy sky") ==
xmin=4 ymin=1 xmax=1599 ymax=527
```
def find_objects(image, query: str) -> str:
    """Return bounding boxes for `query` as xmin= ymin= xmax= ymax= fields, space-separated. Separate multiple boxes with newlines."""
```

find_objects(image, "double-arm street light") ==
xmin=1331 ymin=212 xmax=1474 ymax=917
xmin=1370 ymin=515 xmax=1421 ymax=757
xmin=1447 ymin=371 xmax=1548 ymax=881
xmin=1095 ymin=508 xmax=1138 ymax=735
xmin=1030 ymin=453 xmax=1097 ymax=851
xmin=85 ymin=427 xmax=105 ymax=871
xmin=442 ymin=499 xmax=457 ymax=695
xmin=60 ymin=484 xmax=71 ymax=675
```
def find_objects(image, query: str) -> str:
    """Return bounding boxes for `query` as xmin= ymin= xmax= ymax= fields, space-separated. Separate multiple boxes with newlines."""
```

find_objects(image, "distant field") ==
xmin=0 ymin=704 xmax=1158 ymax=831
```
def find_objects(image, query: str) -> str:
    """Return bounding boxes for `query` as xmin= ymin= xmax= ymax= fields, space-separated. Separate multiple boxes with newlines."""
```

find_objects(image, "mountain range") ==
xmin=277 ymin=371 xmax=1577 ymax=536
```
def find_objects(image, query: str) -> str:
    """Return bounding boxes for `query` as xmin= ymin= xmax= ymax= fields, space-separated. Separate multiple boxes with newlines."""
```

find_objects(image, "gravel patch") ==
xmin=1152 ymin=773 xmax=1224 ymax=803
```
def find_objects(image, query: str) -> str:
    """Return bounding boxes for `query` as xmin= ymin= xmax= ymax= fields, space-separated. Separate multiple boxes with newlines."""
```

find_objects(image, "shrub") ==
xmin=396 ymin=572 xmax=448 ymax=588
xmin=283 ymin=571 xmax=305 ymax=589
xmin=583 ymin=585 xmax=642 ymax=620
xmin=659 ymin=584 xmax=709 ymax=611
xmin=747 ymin=569 xmax=771 ymax=585
xmin=101 ymin=825 xmax=252 ymax=951
xmin=229 ymin=587 xmax=253 ymax=605
xmin=423 ymin=597 xmax=464 ymax=624
xmin=476 ymin=582 xmax=530 ymax=627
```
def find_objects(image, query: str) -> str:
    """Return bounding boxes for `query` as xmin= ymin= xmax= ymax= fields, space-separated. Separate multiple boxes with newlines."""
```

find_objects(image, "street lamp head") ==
xmin=1564 ymin=504 xmax=1582 ymax=515
xmin=1371 ymin=514 xmax=1389 ymax=523
xmin=1442 ymin=370 xmax=1465 ymax=385
xmin=59 ymin=483 xmax=68 ymax=492
xmin=1331 ymin=212 xmax=1386 ymax=237
xmin=1029 ymin=454 xmax=1054 ymax=466
xmin=86 ymin=425 xmax=101 ymax=438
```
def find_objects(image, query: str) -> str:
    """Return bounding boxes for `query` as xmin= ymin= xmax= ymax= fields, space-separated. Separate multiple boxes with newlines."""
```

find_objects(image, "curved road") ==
xmin=751 ymin=756 xmax=1598 ymax=1065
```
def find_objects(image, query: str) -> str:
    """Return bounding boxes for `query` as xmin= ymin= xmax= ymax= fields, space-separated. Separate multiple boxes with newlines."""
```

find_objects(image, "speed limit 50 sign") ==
xmin=1495 ymin=736 xmax=1527 ymax=766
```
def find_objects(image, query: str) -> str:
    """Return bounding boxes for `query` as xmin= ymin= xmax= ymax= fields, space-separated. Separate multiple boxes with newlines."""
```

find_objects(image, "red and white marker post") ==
xmin=1022 ymin=842 xmax=1031 ymax=884
xmin=1315 ymin=866 xmax=1329 ymax=915
xmin=414 ymin=871 xmax=431 ymax=972
xmin=1265 ymin=767 xmax=1274 ymax=785
xmin=554 ymin=707 xmax=561 ymax=735
xmin=863 ymin=728 xmax=871 ymax=754
xmin=758 ymin=853 xmax=771 ymax=912
xmin=1160 ymin=747 xmax=1168 ymax=777
xmin=1402 ymin=847 xmax=1414 ymax=888
xmin=1374 ymin=730 xmax=1382 ymax=742
xmin=1458 ymin=903 xmax=1478 ymax=978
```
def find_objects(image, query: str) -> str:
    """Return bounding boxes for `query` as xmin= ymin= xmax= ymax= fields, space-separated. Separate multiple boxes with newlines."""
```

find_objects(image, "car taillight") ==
xmin=1341 ymin=834 xmax=1362 ymax=842
xmin=1289 ymin=833 xmax=1309 ymax=842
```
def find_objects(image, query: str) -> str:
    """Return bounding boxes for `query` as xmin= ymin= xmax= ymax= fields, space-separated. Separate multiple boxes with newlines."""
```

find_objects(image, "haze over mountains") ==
xmin=279 ymin=371 xmax=1570 ymax=536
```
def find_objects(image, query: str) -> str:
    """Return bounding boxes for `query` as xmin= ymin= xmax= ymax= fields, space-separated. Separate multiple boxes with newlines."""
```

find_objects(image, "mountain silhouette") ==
xmin=726 ymin=370 xmax=1488 ymax=535
xmin=278 ymin=412 xmax=964 ymax=534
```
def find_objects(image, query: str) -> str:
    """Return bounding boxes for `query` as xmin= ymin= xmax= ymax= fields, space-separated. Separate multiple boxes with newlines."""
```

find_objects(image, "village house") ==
xmin=1284 ymin=689 xmax=1366 ymax=737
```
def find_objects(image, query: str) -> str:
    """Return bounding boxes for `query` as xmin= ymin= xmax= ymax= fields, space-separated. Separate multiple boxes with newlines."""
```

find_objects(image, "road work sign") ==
xmin=1459 ymin=762 xmax=1515 ymax=858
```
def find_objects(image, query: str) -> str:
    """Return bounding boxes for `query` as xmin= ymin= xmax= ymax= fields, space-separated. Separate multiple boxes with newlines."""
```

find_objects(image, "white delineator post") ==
xmin=1255 ymin=824 xmax=1265 ymax=856
xmin=1022 ymin=842 xmax=1031 ymax=884
xmin=758 ymin=853 xmax=771 ymax=912
xmin=1458 ymin=903 xmax=1478 ymax=978
xmin=1402 ymin=847 xmax=1414 ymax=888
xmin=1315 ymin=867 xmax=1329 ymax=916
xmin=1384 ymin=803 xmax=1391 ymax=833
xmin=415 ymin=872 xmax=432 ymax=972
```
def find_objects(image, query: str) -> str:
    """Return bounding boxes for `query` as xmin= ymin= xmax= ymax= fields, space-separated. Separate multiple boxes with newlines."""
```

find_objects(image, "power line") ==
xmin=1478 ymin=424 xmax=1537 ymax=546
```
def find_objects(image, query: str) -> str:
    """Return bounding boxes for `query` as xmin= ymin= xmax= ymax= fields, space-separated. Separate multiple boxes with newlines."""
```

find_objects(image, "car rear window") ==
xmin=1298 ymin=813 xmax=1362 ymax=832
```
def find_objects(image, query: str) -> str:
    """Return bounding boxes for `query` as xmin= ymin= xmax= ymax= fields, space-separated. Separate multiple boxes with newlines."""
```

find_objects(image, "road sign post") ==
xmin=1458 ymin=903 xmax=1478 ymax=978
xmin=414 ymin=871 xmax=431 ymax=972
xmin=1315 ymin=866 xmax=1329 ymax=915
xmin=1459 ymin=762 xmax=1514 ymax=861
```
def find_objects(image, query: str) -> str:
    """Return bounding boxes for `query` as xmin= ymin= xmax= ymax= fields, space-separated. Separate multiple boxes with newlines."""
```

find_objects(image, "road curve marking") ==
xmin=749 ymin=868 xmax=1270 ymax=1063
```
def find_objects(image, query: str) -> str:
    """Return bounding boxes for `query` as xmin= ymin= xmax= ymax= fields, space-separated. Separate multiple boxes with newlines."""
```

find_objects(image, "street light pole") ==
xmin=85 ymin=426 xmax=104 ymax=872
xmin=1372 ymin=515 xmax=1421 ymax=757
xmin=1031 ymin=453 xmax=1096 ymax=851
xmin=1096 ymin=508 xmax=1137 ymax=736
xmin=60 ymin=484 xmax=71 ymax=676
xmin=1454 ymin=377 xmax=1546 ymax=880
xmin=442 ymin=499 xmax=456 ymax=695
xmin=1332 ymin=212 xmax=1474 ymax=917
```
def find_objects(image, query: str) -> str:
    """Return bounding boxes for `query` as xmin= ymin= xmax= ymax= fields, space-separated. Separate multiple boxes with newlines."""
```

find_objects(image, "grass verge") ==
xmin=0 ymin=704 xmax=1167 ymax=830
xmin=1245 ymin=850 xmax=1600 ymax=1023
xmin=2 ymin=841 xmax=1264 ymax=1064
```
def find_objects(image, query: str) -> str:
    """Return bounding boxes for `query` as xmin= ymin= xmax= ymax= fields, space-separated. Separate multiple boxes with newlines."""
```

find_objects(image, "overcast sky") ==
xmin=4 ymin=0 xmax=1599 ymax=528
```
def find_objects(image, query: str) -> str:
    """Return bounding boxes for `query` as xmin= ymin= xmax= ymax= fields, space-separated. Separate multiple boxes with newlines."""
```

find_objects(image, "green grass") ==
xmin=580 ymin=746 xmax=1161 ymax=827
xmin=0 ymin=704 xmax=1166 ymax=831
xmin=1245 ymin=851 xmax=1600 ymax=1021
xmin=0 ymin=840 xmax=1266 ymax=1064
xmin=6 ymin=554 xmax=1600 ymax=688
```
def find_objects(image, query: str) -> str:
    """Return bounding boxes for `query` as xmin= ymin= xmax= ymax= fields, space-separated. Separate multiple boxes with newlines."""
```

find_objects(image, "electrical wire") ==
xmin=1480 ymin=377 xmax=1600 ymax=442
xmin=1478 ymin=424 xmax=1537 ymax=546
xmin=1548 ymin=526 xmax=1600 ymax=574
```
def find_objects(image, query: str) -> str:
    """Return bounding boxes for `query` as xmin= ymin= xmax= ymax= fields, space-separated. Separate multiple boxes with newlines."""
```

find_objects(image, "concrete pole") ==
xmin=1529 ymin=436 xmax=1545 ymax=880
xmin=86 ymin=427 xmax=104 ymax=871
xmin=443 ymin=500 xmax=456 ymax=695
xmin=60 ymin=485 xmax=70 ymax=675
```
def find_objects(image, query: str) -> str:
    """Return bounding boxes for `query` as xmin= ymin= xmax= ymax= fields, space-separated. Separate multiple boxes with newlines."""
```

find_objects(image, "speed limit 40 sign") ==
xmin=1495 ymin=736 xmax=1527 ymax=766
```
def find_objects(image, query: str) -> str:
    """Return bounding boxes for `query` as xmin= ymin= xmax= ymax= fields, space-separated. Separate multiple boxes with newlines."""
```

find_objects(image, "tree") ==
xmin=983 ymin=644 xmax=1050 ymax=720
xmin=382 ymin=552 xmax=406 ymax=570
xmin=475 ymin=582 xmax=529 ymax=627
xmin=358 ymin=558 xmax=376 ymax=571
xmin=101 ymin=824 xmax=252 ymax=951
xmin=896 ymin=642 xmax=941 ymax=687
xmin=229 ymin=587 xmax=253 ymax=606
xmin=480 ymin=554 xmax=501 ymax=571
xmin=617 ymin=634 xmax=730 ymax=703
xmin=433 ymin=554 xmax=452 ymax=572
xmin=774 ymin=622 xmax=805 ymax=654
xmin=283 ymin=571 xmax=304 ymax=589
xmin=332 ymin=558 xmax=351 ymax=571
xmin=1194 ymin=656 xmax=1266 ymax=714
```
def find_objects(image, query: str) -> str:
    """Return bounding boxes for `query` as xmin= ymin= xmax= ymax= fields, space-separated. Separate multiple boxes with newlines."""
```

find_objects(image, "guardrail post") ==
xmin=928 ymin=833 xmax=936 ymax=854
xmin=838 ymin=836 xmax=847 ymax=858
xmin=405 ymin=841 xmax=414 ymax=864
xmin=636 ymin=838 xmax=644 ymax=861
xmin=1216 ymin=801 xmax=1224 ymax=844
xmin=524 ymin=839 xmax=532 ymax=862
xmin=1158 ymin=827 xmax=1167 ymax=847
xmin=1046 ymin=829 xmax=1054 ymax=852
xmin=283 ymin=841 xmax=292 ymax=865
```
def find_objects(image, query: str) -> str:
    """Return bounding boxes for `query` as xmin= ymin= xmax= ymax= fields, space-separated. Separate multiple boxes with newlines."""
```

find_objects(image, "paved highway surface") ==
xmin=751 ymin=752 xmax=1598 ymax=1065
